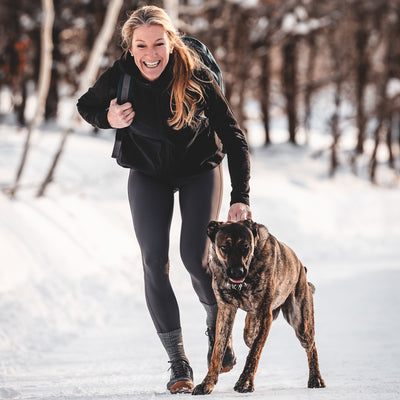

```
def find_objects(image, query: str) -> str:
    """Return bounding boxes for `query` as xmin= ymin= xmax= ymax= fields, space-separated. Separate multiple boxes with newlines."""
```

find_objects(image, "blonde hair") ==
xmin=121 ymin=5 xmax=205 ymax=130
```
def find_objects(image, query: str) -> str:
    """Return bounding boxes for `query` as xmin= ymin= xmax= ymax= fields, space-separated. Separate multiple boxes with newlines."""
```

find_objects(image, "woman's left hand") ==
xmin=227 ymin=203 xmax=252 ymax=222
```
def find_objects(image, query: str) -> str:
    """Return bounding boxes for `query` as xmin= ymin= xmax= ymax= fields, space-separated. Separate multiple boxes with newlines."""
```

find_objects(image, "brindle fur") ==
xmin=192 ymin=220 xmax=326 ymax=395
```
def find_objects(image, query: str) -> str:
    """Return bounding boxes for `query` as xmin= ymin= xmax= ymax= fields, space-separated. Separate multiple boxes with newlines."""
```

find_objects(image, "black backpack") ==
xmin=117 ymin=36 xmax=223 ymax=104
xmin=182 ymin=36 xmax=224 ymax=91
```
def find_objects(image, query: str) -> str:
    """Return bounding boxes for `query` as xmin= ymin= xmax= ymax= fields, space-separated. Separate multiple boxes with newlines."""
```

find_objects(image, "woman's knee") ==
xmin=180 ymin=242 xmax=208 ymax=273
xmin=142 ymin=251 xmax=170 ymax=273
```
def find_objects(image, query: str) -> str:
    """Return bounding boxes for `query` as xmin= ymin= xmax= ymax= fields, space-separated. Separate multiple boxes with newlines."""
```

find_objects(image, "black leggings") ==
xmin=127 ymin=165 xmax=223 ymax=333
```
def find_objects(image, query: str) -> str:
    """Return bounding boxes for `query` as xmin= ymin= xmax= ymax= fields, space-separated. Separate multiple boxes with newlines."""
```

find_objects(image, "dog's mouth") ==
xmin=227 ymin=266 xmax=247 ymax=284
xmin=229 ymin=277 xmax=246 ymax=284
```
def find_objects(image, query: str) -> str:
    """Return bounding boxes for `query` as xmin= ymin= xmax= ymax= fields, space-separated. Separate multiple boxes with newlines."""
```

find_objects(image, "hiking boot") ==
xmin=167 ymin=359 xmax=194 ymax=394
xmin=206 ymin=327 xmax=236 ymax=373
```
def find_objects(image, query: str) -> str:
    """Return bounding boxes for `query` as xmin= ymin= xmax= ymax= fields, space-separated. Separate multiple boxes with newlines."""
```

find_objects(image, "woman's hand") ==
xmin=107 ymin=98 xmax=135 ymax=128
xmin=227 ymin=203 xmax=252 ymax=222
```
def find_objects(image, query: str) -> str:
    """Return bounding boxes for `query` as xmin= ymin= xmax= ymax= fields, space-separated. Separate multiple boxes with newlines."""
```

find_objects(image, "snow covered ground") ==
xmin=0 ymin=118 xmax=399 ymax=400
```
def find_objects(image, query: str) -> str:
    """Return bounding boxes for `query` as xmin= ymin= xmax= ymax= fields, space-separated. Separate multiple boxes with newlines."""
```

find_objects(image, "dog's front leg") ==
xmin=234 ymin=308 xmax=273 ymax=393
xmin=192 ymin=305 xmax=237 ymax=395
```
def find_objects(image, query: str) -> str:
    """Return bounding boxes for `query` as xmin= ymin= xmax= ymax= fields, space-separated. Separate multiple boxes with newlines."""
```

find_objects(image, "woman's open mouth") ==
xmin=144 ymin=60 xmax=161 ymax=68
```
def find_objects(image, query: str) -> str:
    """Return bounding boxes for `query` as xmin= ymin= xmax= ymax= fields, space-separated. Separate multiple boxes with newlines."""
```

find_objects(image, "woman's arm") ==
xmin=204 ymin=79 xmax=251 ymax=212
xmin=76 ymin=64 xmax=119 ymax=129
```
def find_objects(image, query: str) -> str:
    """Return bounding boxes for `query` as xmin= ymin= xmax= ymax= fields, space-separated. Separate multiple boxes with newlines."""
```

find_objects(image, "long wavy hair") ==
xmin=121 ymin=5 xmax=205 ymax=130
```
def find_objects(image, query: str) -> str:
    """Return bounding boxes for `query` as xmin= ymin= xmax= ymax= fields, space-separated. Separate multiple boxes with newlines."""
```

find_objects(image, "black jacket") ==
xmin=77 ymin=53 xmax=250 ymax=206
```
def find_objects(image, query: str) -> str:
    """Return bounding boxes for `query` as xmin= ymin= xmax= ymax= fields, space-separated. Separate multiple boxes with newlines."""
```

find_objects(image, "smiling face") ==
xmin=130 ymin=24 xmax=172 ymax=82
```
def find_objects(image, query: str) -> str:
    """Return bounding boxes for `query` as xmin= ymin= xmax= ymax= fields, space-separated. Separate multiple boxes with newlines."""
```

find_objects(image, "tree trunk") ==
xmin=354 ymin=27 xmax=368 ymax=155
xmin=369 ymin=119 xmax=383 ymax=184
xmin=260 ymin=49 xmax=271 ymax=145
xmin=282 ymin=39 xmax=297 ymax=144
xmin=304 ymin=33 xmax=317 ymax=145
xmin=329 ymin=73 xmax=343 ymax=177
xmin=369 ymin=8 xmax=392 ymax=183
xmin=8 ymin=0 xmax=54 ymax=198
xmin=37 ymin=0 xmax=123 ymax=197
xmin=45 ymin=28 xmax=60 ymax=120
xmin=327 ymin=24 xmax=343 ymax=177
xmin=386 ymin=116 xmax=394 ymax=169
xmin=233 ymin=7 xmax=249 ymax=129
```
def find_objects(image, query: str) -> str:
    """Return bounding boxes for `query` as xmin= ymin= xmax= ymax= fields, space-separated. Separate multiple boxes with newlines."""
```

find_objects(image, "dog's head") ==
xmin=207 ymin=220 xmax=260 ymax=284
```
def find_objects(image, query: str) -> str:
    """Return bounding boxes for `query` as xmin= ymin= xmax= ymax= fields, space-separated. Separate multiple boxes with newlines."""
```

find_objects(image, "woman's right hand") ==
xmin=107 ymin=98 xmax=135 ymax=128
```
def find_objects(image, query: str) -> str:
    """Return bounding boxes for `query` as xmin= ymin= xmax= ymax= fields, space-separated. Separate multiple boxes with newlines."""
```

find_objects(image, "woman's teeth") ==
xmin=144 ymin=61 xmax=160 ymax=68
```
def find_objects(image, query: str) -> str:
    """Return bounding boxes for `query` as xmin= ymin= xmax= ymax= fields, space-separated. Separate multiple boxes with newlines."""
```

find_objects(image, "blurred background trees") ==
xmin=1 ymin=0 xmax=399 ymax=187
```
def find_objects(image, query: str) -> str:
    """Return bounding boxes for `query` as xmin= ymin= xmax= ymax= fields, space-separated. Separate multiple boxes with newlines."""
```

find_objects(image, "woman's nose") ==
xmin=146 ymin=47 xmax=157 ymax=58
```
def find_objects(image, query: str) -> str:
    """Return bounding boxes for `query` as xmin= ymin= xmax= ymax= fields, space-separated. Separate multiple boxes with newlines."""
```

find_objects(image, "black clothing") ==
xmin=127 ymin=165 xmax=223 ymax=333
xmin=77 ymin=53 xmax=250 ymax=206
xmin=167 ymin=359 xmax=194 ymax=393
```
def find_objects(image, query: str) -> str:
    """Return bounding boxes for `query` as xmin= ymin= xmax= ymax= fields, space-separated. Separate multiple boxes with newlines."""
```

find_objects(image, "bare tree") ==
xmin=282 ymin=39 xmax=298 ymax=144
xmin=260 ymin=48 xmax=271 ymax=145
xmin=327 ymin=25 xmax=344 ymax=177
xmin=354 ymin=24 xmax=369 ymax=157
xmin=7 ymin=0 xmax=54 ymax=198
xmin=36 ymin=0 xmax=123 ymax=197
xmin=303 ymin=32 xmax=317 ymax=144
xmin=369 ymin=4 xmax=394 ymax=183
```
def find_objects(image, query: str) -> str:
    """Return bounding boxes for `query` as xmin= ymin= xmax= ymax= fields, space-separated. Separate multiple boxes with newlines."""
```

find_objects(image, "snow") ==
xmin=0 ymin=119 xmax=400 ymax=400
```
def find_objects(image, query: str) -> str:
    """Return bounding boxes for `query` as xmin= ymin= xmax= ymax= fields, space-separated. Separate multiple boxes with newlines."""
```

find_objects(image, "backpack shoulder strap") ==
xmin=112 ymin=73 xmax=132 ymax=159
xmin=117 ymin=73 xmax=132 ymax=104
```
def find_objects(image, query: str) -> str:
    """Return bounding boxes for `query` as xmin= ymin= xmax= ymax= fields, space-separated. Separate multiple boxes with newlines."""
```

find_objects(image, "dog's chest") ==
xmin=213 ymin=276 xmax=266 ymax=312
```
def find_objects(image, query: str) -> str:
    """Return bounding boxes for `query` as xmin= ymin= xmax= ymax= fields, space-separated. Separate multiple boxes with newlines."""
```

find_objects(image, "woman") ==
xmin=77 ymin=5 xmax=251 ymax=394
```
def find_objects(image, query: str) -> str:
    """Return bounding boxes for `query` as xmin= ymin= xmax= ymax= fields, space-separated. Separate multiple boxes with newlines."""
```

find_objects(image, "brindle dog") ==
xmin=192 ymin=220 xmax=326 ymax=395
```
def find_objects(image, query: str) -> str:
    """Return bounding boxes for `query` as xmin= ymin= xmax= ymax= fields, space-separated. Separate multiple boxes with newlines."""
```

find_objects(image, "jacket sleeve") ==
xmin=76 ymin=63 xmax=119 ymax=130
xmin=204 ymin=79 xmax=251 ymax=206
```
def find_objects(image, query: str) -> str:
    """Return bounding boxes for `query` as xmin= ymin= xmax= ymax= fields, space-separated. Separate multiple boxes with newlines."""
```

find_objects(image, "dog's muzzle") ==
xmin=227 ymin=266 xmax=247 ymax=283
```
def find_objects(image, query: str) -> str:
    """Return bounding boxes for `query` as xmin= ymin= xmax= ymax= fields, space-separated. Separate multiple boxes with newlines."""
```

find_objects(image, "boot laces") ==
xmin=168 ymin=359 xmax=191 ymax=379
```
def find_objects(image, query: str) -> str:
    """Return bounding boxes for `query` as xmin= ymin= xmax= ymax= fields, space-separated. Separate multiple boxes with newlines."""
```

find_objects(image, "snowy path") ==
xmin=0 ymin=125 xmax=399 ymax=399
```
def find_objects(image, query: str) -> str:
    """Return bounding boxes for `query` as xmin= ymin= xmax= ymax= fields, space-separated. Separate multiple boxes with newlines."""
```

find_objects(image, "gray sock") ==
xmin=202 ymin=302 xmax=218 ymax=329
xmin=158 ymin=328 xmax=189 ymax=363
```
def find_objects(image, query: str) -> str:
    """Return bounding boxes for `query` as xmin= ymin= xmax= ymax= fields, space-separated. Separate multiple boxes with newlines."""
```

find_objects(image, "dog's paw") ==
xmin=192 ymin=382 xmax=214 ymax=395
xmin=308 ymin=375 xmax=326 ymax=388
xmin=234 ymin=377 xmax=254 ymax=393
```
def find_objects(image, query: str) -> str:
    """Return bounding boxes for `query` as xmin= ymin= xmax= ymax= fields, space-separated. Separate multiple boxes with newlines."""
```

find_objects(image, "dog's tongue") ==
xmin=229 ymin=278 xmax=245 ymax=284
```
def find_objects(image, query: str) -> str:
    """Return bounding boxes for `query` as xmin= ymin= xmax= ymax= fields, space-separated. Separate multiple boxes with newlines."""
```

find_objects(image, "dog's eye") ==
xmin=219 ymin=245 xmax=228 ymax=253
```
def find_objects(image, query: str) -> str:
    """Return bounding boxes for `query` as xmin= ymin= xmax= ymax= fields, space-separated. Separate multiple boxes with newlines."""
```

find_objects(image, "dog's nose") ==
xmin=228 ymin=266 xmax=245 ymax=279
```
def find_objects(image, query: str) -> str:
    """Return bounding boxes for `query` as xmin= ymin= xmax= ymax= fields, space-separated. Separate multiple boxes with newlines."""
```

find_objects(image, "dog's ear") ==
xmin=243 ymin=219 xmax=259 ymax=239
xmin=207 ymin=221 xmax=223 ymax=241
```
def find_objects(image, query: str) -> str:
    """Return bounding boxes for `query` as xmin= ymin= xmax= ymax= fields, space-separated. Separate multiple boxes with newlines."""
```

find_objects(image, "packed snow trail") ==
xmin=0 ymin=124 xmax=399 ymax=399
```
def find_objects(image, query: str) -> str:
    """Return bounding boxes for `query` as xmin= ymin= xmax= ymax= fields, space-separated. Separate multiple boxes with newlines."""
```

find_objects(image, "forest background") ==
xmin=1 ymin=0 xmax=400 ymax=193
